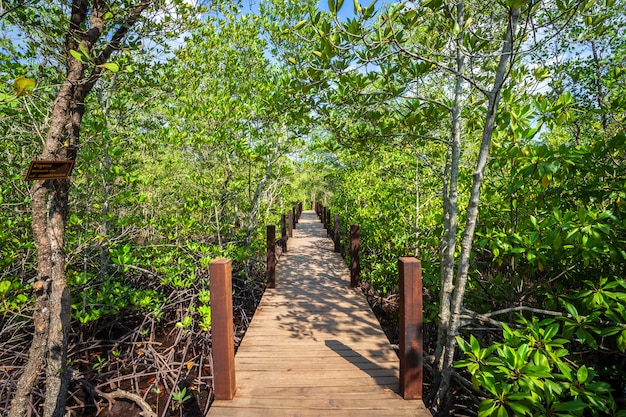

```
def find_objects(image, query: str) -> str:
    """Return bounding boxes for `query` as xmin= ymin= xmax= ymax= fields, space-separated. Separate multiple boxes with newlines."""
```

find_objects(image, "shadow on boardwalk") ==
xmin=208 ymin=211 xmax=431 ymax=417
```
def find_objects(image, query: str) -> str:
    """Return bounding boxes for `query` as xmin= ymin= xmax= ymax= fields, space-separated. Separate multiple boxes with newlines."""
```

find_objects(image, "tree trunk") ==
xmin=431 ymin=7 xmax=521 ymax=414
xmin=9 ymin=2 xmax=154 ymax=416
xmin=431 ymin=0 xmax=465 ymax=406
xmin=11 ymin=54 xmax=85 ymax=417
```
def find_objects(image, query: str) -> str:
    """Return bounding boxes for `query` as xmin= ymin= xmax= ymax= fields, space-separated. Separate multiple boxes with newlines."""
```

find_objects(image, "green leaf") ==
xmin=422 ymin=0 xmax=443 ymax=10
xmin=470 ymin=334 xmax=481 ymax=354
xmin=98 ymin=62 xmax=120 ymax=73
xmin=478 ymin=399 xmax=498 ymax=417
xmin=294 ymin=19 xmax=308 ymax=30
xmin=553 ymin=398 xmax=587 ymax=412
xmin=600 ymin=326 xmax=621 ymax=337
xmin=495 ymin=404 xmax=508 ymax=417
xmin=617 ymin=330 xmax=626 ymax=352
xmin=501 ymin=322 xmax=514 ymax=341
xmin=452 ymin=21 xmax=461 ymax=36
xmin=516 ymin=343 xmax=529 ymax=363
xmin=532 ymin=351 xmax=550 ymax=368
xmin=506 ymin=0 xmax=528 ymax=7
xmin=463 ymin=17 xmax=473 ymax=30
xmin=534 ymin=66 xmax=550 ymax=81
xmin=563 ymin=302 xmax=579 ymax=319
xmin=70 ymin=49 xmax=85 ymax=62
xmin=543 ymin=323 xmax=560 ymax=340
xmin=287 ymin=57 xmax=297 ymax=65
xmin=529 ymin=215 xmax=539 ymax=230
xmin=0 ymin=92 xmax=15 ymax=103
xmin=79 ymin=43 xmax=89 ymax=58
xmin=508 ymin=401 xmax=532 ymax=416
xmin=363 ymin=0 xmax=377 ymax=17
xmin=576 ymin=365 xmax=588 ymax=384
xmin=0 ymin=280 xmax=11 ymax=294
xmin=328 ymin=0 xmax=337 ymax=13
xmin=14 ymin=77 xmax=36 ymax=96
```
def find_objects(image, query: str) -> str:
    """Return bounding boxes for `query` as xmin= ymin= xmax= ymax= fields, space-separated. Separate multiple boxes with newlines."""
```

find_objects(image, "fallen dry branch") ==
xmin=95 ymin=389 xmax=156 ymax=417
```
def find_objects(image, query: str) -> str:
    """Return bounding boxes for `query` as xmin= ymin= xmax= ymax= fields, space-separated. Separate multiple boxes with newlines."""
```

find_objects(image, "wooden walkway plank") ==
xmin=207 ymin=210 xmax=431 ymax=417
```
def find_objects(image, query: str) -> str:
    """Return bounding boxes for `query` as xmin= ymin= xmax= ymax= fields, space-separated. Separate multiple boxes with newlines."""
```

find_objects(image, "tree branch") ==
xmin=0 ymin=0 xmax=31 ymax=19
xmin=96 ymin=389 xmax=157 ymax=417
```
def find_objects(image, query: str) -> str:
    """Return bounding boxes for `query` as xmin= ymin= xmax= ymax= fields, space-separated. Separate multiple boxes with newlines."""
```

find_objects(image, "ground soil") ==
xmin=0 ymin=259 xmax=265 ymax=417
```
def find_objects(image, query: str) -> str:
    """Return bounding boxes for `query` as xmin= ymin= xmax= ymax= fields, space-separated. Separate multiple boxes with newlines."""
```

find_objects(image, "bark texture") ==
xmin=430 ymin=5 xmax=522 ymax=415
xmin=8 ymin=2 xmax=154 ymax=416
xmin=434 ymin=0 xmax=466 ymax=383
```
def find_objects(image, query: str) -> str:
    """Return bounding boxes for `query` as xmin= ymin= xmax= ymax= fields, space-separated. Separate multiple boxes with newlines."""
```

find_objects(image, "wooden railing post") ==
xmin=327 ymin=208 xmax=331 ymax=232
xmin=350 ymin=224 xmax=360 ymax=287
xmin=334 ymin=214 xmax=340 ymax=253
xmin=266 ymin=225 xmax=276 ymax=288
xmin=320 ymin=204 xmax=325 ymax=223
xmin=398 ymin=257 xmax=423 ymax=400
xmin=288 ymin=210 xmax=293 ymax=238
xmin=293 ymin=206 xmax=297 ymax=229
xmin=209 ymin=259 xmax=236 ymax=400
xmin=325 ymin=208 xmax=330 ymax=235
xmin=281 ymin=214 xmax=288 ymax=253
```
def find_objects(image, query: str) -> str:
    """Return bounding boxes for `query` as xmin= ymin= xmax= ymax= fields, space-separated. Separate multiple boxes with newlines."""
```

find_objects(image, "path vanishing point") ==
xmin=207 ymin=210 xmax=431 ymax=417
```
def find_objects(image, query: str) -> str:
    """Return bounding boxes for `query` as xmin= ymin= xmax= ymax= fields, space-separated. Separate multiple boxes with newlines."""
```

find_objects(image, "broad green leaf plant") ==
xmin=456 ymin=316 xmax=624 ymax=417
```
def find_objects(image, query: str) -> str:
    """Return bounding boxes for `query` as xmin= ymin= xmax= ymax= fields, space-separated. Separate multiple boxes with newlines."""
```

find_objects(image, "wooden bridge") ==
xmin=207 ymin=210 xmax=431 ymax=416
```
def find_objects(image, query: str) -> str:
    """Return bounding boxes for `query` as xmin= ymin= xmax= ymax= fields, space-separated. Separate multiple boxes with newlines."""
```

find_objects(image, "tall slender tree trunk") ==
xmin=431 ymin=0 xmax=466 ymax=405
xmin=431 ymin=7 xmax=521 ymax=414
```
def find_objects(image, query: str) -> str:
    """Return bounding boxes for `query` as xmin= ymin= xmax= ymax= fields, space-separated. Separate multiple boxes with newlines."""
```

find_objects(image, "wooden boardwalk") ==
xmin=207 ymin=211 xmax=431 ymax=416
